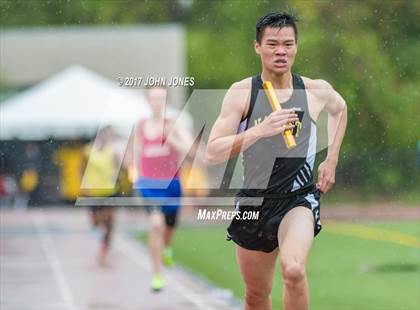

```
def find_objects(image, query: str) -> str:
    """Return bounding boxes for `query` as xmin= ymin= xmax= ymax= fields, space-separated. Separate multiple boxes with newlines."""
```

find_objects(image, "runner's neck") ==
xmin=261 ymin=70 xmax=293 ymax=89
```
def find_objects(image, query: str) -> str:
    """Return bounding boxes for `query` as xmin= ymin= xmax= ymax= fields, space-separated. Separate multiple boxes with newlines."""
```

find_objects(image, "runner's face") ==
xmin=147 ymin=88 xmax=167 ymax=117
xmin=255 ymin=26 xmax=297 ymax=74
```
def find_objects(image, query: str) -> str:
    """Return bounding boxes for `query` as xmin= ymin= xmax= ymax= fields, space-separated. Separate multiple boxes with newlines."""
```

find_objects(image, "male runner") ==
xmin=82 ymin=126 xmax=119 ymax=266
xmin=134 ymin=87 xmax=193 ymax=291
xmin=206 ymin=12 xmax=347 ymax=310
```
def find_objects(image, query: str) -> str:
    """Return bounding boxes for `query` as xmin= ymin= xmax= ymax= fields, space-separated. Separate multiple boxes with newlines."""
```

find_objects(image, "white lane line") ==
xmin=115 ymin=234 xmax=216 ymax=310
xmin=32 ymin=212 xmax=76 ymax=310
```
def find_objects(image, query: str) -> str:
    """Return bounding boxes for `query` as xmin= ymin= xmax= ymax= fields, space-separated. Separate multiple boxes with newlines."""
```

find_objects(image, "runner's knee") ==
xmin=281 ymin=260 xmax=305 ymax=286
xmin=245 ymin=285 xmax=271 ymax=307
xmin=150 ymin=213 xmax=164 ymax=232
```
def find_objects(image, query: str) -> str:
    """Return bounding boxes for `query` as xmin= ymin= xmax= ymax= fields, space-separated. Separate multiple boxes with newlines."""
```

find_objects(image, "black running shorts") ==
xmin=227 ymin=188 xmax=322 ymax=253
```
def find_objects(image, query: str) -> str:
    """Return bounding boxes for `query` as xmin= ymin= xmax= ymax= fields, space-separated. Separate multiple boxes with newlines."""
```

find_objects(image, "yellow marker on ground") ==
xmin=326 ymin=221 xmax=420 ymax=249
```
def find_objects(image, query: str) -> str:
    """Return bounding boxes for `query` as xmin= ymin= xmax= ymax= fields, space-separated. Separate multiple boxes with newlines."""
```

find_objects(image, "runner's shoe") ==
xmin=151 ymin=274 xmax=164 ymax=292
xmin=163 ymin=247 xmax=175 ymax=267
xmin=98 ymin=242 xmax=109 ymax=266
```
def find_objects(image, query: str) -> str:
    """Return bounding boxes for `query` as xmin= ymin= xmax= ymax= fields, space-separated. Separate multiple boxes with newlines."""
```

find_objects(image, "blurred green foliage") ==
xmin=1 ymin=0 xmax=419 ymax=195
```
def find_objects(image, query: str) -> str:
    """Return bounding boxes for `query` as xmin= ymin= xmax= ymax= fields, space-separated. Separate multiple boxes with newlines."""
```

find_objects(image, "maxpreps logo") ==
xmin=197 ymin=209 xmax=259 ymax=221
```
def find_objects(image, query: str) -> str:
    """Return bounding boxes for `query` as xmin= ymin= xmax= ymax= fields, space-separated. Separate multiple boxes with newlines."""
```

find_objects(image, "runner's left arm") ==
xmin=316 ymin=80 xmax=347 ymax=194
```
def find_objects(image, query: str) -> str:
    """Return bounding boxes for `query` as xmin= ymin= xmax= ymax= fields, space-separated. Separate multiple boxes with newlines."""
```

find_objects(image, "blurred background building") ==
xmin=0 ymin=25 xmax=187 ymax=205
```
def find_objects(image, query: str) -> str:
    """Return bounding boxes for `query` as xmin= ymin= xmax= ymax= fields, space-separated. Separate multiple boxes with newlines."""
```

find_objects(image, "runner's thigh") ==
xmin=278 ymin=206 xmax=314 ymax=265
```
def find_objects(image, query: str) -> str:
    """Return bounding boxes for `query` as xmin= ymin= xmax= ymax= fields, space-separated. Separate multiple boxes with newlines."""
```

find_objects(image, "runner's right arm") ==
xmin=206 ymin=79 xmax=299 ymax=165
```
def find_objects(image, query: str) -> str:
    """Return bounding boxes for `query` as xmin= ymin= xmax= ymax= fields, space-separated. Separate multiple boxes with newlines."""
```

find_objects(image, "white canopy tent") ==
xmin=0 ymin=66 xmax=189 ymax=140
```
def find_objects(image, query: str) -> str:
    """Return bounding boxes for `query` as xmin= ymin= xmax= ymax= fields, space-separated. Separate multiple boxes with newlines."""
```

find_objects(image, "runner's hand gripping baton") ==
xmin=262 ymin=81 xmax=297 ymax=149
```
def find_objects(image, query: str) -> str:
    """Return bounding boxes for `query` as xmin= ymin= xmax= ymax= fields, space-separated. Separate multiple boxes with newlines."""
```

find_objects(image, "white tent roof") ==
xmin=0 ymin=66 xmax=189 ymax=140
